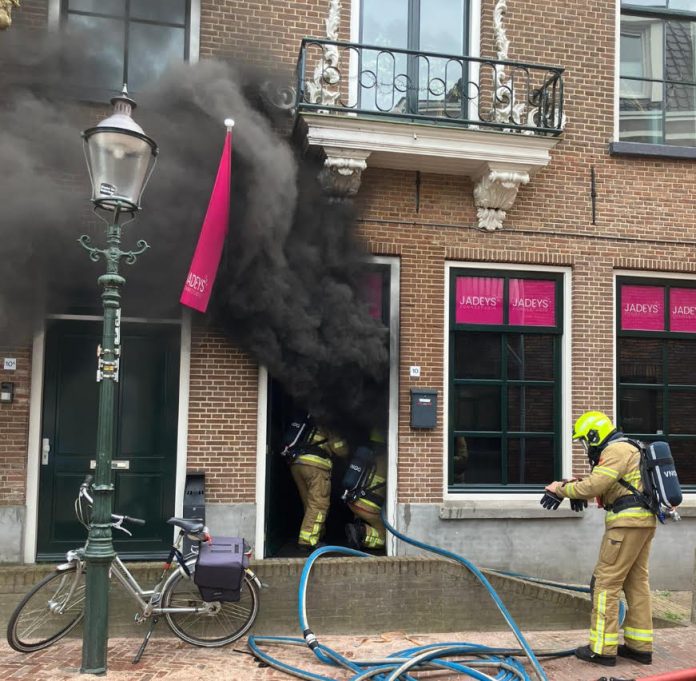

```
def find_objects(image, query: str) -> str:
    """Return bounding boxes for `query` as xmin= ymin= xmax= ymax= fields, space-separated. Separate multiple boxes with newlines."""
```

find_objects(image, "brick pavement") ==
xmin=2 ymin=626 xmax=695 ymax=681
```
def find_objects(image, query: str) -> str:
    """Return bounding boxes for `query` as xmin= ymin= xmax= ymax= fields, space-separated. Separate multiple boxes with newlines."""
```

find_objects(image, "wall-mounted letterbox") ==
xmin=410 ymin=388 xmax=437 ymax=429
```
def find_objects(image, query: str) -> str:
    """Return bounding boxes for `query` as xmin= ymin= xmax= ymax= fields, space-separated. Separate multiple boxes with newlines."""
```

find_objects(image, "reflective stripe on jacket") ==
xmin=294 ymin=428 xmax=348 ymax=471
xmin=557 ymin=441 xmax=656 ymax=528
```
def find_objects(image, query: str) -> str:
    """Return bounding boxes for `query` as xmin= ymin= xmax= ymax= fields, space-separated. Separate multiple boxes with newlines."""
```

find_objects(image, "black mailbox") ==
xmin=410 ymin=388 xmax=437 ymax=429
xmin=183 ymin=472 xmax=205 ymax=555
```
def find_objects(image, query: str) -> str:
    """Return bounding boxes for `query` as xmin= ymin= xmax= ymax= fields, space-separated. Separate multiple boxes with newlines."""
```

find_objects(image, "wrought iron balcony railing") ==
xmin=296 ymin=38 xmax=565 ymax=136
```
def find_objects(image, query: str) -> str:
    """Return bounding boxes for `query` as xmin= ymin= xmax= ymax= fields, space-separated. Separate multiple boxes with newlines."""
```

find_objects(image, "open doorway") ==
xmin=263 ymin=262 xmax=394 ymax=557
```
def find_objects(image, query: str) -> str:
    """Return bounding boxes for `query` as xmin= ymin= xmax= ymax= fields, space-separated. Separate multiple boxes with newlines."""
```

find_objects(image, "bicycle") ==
xmin=7 ymin=475 xmax=261 ymax=660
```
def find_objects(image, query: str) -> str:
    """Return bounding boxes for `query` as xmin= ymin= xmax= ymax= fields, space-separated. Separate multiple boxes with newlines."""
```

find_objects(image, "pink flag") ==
xmin=180 ymin=128 xmax=232 ymax=312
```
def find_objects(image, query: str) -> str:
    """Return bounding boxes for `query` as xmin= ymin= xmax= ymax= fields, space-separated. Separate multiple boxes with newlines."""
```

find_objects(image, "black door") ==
xmin=37 ymin=319 xmax=180 ymax=560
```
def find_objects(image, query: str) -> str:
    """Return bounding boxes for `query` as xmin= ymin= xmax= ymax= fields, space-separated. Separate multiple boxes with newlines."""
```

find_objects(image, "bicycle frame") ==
xmin=57 ymin=545 xmax=214 ymax=620
xmin=58 ymin=539 xmax=260 ymax=621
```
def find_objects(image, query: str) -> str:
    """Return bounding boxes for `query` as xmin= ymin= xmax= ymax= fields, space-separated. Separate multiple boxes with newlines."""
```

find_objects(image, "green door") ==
xmin=37 ymin=319 xmax=180 ymax=560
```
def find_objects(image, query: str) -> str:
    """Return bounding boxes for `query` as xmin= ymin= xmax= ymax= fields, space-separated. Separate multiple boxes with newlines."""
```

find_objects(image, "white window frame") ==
xmin=443 ymin=261 xmax=572 ymax=502
xmin=349 ymin=0 xmax=481 ymax=119
xmin=255 ymin=256 xmax=401 ymax=556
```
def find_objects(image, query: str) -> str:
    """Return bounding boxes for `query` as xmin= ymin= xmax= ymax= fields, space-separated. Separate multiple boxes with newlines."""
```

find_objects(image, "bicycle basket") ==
xmin=194 ymin=536 xmax=248 ymax=603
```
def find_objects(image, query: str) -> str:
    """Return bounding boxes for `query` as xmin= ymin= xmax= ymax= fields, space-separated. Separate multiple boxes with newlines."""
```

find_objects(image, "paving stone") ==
xmin=2 ymin=626 xmax=695 ymax=680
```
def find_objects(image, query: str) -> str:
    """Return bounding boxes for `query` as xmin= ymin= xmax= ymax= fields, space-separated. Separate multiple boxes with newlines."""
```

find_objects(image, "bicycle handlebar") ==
xmin=115 ymin=514 xmax=146 ymax=526
xmin=80 ymin=475 xmax=146 ymax=527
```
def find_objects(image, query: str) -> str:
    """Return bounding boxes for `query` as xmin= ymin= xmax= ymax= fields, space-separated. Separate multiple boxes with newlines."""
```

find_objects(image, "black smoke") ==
xmin=0 ymin=28 xmax=388 ymax=433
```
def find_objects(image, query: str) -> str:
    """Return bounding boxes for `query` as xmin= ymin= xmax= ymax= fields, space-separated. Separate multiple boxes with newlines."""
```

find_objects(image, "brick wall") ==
xmin=0 ymin=348 xmax=31 ymax=505
xmin=200 ymin=0 xmax=334 ymax=68
xmin=11 ymin=0 xmax=47 ymax=29
xmin=187 ymin=324 xmax=258 ymax=503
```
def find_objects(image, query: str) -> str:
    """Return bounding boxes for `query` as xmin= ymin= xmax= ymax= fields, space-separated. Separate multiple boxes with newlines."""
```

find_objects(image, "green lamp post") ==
xmin=79 ymin=86 xmax=158 ymax=675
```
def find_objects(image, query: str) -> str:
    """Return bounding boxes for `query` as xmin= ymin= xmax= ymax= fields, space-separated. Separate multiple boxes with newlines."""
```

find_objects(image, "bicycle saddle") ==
xmin=167 ymin=517 xmax=205 ymax=533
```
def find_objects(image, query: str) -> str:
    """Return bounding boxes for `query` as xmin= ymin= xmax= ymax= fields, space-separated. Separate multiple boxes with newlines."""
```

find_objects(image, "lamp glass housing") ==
xmin=83 ymin=127 xmax=157 ymax=211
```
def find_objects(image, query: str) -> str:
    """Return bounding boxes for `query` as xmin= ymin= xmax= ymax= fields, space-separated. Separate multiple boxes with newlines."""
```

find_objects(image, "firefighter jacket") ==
xmin=294 ymin=428 xmax=349 ymax=471
xmin=556 ymin=440 xmax=656 ymax=528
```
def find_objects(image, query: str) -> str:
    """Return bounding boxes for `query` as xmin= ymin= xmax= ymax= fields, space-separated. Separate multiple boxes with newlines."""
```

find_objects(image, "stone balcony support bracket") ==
xmin=298 ymin=112 xmax=561 ymax=219
xmin=318 ymin=147 xmax=371 ymax=198
xmin=473 ymin=168 xmax=531 ymax=231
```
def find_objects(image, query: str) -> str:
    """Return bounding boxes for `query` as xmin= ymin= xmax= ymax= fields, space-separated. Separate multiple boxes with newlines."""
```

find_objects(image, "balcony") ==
xmin=294 ymin=39 xmax=565 ymax=230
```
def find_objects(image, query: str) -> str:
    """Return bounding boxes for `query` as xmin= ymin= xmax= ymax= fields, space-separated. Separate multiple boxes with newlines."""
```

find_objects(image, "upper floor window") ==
xmin=60 ymin=0 xmax=196 ymax=94
xmin=448 ymin=269 xmax=563 ymax=492
xmin=359 ymin=0 xmax=470 ymax=113
xmin=620 ymin=2 xmax=696 ymax=146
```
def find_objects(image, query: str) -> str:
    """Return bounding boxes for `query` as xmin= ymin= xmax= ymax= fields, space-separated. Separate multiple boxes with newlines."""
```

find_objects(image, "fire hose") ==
xmin=247 ymin=507 xmax=602 ymax=681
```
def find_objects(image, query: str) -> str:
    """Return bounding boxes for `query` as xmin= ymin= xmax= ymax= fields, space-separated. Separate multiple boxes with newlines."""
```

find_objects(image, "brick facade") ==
xmin=2 ymin=0 xmax=696 ymax=575
xmin=187 ymin=324 xmax=258 ymax=503
xmin=0 ymin=348 xmax=31 ymax=505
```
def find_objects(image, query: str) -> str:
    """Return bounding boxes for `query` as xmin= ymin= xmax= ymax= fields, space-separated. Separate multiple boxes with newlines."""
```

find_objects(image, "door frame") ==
xmin=254 ymin=255 xmax=401 ymax=556
xmin=23 ymin=312 xmax=192 ymax=563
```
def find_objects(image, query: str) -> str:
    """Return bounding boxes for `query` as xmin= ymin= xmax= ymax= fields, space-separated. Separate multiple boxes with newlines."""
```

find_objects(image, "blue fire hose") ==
xmin=247 ymin=507 xmax=621 ymax=681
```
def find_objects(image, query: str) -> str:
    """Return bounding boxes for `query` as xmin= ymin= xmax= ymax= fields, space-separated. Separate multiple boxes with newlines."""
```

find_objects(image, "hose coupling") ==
xmin=302 ymin=628 xmax=318 ymax=650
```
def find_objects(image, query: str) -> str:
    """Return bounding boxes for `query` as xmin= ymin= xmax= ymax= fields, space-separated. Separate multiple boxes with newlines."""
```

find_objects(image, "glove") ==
xmin=570 ymin=499 xmax=588 ymax=512
xmin=540 ymin=491 xmax=563 ymax=510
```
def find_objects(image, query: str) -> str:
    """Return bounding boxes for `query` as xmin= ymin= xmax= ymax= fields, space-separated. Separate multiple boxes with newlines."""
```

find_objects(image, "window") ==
xmin=620 ymin=2 xmax=696 ymax=146
xmin=359 ymin=0 xmax=470 ymax=114
xmin=59 ymin=0 xmax=198 ymax=94
xmin=617 ymin=277 xmax=696 ymax=487
xmin=448 ymin=270 xmax=563 ymax=491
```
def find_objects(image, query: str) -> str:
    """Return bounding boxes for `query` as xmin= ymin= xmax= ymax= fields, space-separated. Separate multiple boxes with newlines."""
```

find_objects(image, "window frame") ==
xmin=616 ymin=274 xmax=696 ymax=490
xmin=618 ymin=1 xmax=696 ymax=147
xmin=350 ymin=0 xmax=480 ymax=119
xmin=447 ymin=267 xmax=564 ymax=493
xmin=50 ymin=0 xmax=199 ymax=99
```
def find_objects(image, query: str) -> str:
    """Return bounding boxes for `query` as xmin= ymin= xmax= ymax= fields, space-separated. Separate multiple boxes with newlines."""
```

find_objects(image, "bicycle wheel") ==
xmin=162 ymin=568 xmax=259 ymax=647
xmin=7 ymin=567 xmax=85 ymax=652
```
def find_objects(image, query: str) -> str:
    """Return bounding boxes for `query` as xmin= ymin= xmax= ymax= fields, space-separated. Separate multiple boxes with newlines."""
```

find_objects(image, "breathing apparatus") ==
xmin=280 ymin=413 xmax=336 ymax=464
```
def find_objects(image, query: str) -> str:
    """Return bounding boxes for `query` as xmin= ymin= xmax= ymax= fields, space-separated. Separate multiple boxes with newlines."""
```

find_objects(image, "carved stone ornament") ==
xmin=0 ymin=0 xmax=20 ymax=30
xmin=473 ymin=170 xmax=530 ymax=231
xmin=306 ymin=0 xmax=342 ymax=107
xmin=318 ymin=150 xmax=371 ymax=198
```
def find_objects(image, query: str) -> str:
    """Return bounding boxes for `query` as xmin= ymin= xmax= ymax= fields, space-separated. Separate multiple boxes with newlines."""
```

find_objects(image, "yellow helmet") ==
xmin=572 ymin=411 xmax=616 ymax=447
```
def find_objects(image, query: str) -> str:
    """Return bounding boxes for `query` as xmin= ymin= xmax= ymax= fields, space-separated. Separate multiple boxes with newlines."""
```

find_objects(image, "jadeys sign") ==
xmin=620 ymin=283 xmax=696 ymax=333
xmin=455 ymin=276 xmax=556 ymax=327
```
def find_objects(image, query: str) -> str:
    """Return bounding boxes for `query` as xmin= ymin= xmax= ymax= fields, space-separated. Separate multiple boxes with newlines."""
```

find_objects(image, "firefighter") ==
xmin=344 ymin=429 xmax=387 ymax=551
xmin=544 ymin=411 xmax=656 ymax=668
xmin=281 ymin=415 xmax=349 ymax=551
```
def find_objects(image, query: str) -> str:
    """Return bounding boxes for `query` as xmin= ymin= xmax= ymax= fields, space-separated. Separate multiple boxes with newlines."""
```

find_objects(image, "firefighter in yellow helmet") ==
xmin=543 ymin=411 xmax=656 ymax=668
xmin=281 ymin=415 xmax=349 ymax=551
xmin=343 ymin=428 xmax=387 ymax=551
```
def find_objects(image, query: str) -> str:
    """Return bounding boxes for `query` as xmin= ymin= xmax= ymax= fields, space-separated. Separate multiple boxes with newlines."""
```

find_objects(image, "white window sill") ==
xmin=440 ymin=497 xmax=696 ymax=520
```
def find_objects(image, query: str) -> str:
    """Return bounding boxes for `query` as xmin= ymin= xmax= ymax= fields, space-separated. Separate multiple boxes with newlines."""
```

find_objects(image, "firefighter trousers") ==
xmin=291 ymin=463 xmax=331 ymax=547
xmin=590 ymin=525 xmax=656 ymax=656
xmin=348 ymin=500 xmax=386 ymax=549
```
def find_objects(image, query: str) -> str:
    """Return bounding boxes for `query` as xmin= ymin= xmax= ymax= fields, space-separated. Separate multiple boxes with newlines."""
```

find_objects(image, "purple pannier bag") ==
xmin=193 ymin=536 xmax=248 ymax=602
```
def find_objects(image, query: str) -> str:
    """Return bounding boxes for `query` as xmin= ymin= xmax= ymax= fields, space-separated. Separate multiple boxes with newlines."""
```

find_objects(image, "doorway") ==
xmin=263 ymin=262 xmax=395 ymax=557
xmin=36 ymin=318 xmax=181 ymax=560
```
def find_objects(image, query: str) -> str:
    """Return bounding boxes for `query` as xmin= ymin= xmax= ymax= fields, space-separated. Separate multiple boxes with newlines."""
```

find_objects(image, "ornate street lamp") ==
xmin=79 ymin=86 xmax=158 ymax=675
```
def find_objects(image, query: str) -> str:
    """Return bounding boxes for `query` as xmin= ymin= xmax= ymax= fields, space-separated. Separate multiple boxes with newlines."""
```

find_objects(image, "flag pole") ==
xmin=221 ymin=118 xmax=234 ymax=277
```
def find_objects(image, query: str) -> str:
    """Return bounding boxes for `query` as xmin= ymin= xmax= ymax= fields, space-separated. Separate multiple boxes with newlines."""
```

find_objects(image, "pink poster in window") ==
xmin=620 ymin=285 xmax=664 ymax=331
xmin=670 ymin=288 xmax=696 ymax=332
xmin=362 ymin=271 xmax=383 ymax=321
xmin=455 ymin=277 xmax=503 ymax=324
xmin=508 ymin=279 xmax=556 ymax=326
